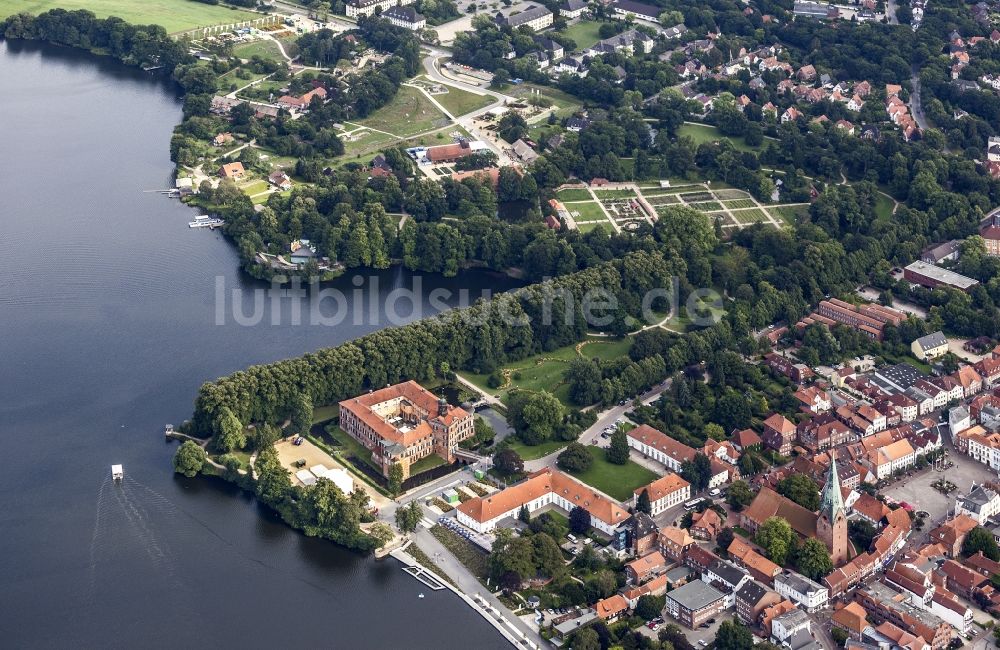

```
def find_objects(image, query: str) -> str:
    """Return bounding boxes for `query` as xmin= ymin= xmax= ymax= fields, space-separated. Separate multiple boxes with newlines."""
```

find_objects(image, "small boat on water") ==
xmin=111 ymin=464 xmax=123 ymax=482
xmin=418 ymin=593 xmax=425 ymax=599
xmin=189 ymin=216 xmax=225 ymax=229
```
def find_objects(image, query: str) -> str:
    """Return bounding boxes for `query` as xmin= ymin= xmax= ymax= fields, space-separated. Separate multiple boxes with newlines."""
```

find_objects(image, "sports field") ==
xmin=0 ymin=0 xmax=257 ymax=33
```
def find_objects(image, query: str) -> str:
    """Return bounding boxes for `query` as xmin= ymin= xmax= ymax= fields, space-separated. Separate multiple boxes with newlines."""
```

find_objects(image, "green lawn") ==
xmin=564 ymin=201 xmax=607 ymax=222
xmin=558 ymin=20 xmax=605 ymax=51
xmin=509 ymin=84 xmax=582 ymax=117
xmin=312 ymin=405 xmax=339 ymax=424
xmin=0 ymin=0 xmax=258 ymax=32
xmin=774 ymin=205 xmax=808 ymax=226
xmin=410 ymin=454 xmax=449 ymax=474
xmin=576 ymin=221 xmax=610 ymax=234
xmin=505 ymin=438 xmax=569 ymax=461
xmin=565 ymin=447 xmax=660 ymax=501
xmin=677 ymin=123 xmax=762 ymax=153
xmin=556 ymin=188 xmax=593 ymax=202
xmin=324 ymin=424 xmax=381 ymax=472
xmin=233 ymin=37 xmax=298 ymax=63
xmin=433 ymin=86 xmax=493 ymax=117
xmin=356 ymin=86 xmax=451 ymax=138
xmin=580 ymin=338 xmax=632 ymax=360
xmin=875 ymin=193 xmax=895 ymax=220
xmin=593 ymin=189 xmax=636 ymax=199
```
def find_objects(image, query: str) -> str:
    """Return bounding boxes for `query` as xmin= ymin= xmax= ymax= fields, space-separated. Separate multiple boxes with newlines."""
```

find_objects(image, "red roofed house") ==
xmin=690 ymin=508 xmax=723 ymax=540
xmin=626 ymin=551 xmax=667 ymax=584
xmin=595 ymin=594 xmax=629 ymax=621
xmin=762 ymin=413 xmax=797 ymax=456
xmin=928 ymin=515 xmax=979 ymax=557
xmin=634 ymin=473 xmax=690 ymax=515
xmin=732 ymin=428 xmax=763 ymax=452
xmin=219 ymin=161 xmax=246 ymax=180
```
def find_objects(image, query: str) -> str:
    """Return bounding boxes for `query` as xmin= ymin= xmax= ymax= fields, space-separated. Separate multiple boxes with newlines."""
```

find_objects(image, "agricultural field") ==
xmin=0 ymin=0 xmax=257 ymax=33
xmin=355 ymin=86 xmax=451 ymax=138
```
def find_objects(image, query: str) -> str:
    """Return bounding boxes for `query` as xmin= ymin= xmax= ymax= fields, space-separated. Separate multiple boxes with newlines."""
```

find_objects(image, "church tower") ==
xmin=817 ymin=455 xmax=848 ymax=566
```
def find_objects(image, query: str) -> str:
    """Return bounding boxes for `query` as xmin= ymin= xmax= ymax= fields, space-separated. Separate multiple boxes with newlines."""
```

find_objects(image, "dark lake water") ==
xmin=0 ymin=40 xmax=514 ymax=648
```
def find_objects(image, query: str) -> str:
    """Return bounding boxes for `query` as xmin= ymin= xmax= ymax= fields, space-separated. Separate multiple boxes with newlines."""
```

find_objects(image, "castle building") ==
xmin=339 ymin=381 xmax=474 ymax=479
xmin=817 ymin=455 xmax=849 ymax=566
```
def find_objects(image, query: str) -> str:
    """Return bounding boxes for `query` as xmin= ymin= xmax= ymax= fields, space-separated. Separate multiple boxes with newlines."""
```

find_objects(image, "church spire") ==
xmin=820 ymin=454 xmax=844 ymax=519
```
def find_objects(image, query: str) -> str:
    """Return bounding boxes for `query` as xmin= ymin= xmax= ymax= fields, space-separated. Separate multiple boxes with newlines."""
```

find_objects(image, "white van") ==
xmin=567 ymin=534 xmax=577 ymax=543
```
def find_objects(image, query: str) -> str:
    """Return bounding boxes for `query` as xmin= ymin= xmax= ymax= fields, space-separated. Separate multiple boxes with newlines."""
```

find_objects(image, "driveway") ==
xmin=523 ymin=381 xmax=673 ymax=472
xmin=910 ymin=64 xmax=929 ymax=131
xmin=856 ymin=287 xmax=927 ymax=319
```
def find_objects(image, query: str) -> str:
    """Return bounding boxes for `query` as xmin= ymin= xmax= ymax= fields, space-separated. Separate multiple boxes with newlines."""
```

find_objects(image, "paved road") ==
xmin=909 ymin=64 xmax=929 ymax=130
xmin=411 ymin=524 xmax=543 ymax=646
xmin=886 ymin=0 xmax=900 ymax=24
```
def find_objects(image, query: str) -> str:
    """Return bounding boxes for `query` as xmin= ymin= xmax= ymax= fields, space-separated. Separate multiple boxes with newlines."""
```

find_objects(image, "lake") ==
xmin=0 ymin=39 xmax=513 ymax=648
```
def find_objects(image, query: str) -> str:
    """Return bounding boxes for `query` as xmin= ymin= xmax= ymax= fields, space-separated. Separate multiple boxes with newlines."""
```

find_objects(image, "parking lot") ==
xmin=637 ymin=611 xmax=734 ymax=645
xmin=882 ymin=448 xmax=1000 ymax=526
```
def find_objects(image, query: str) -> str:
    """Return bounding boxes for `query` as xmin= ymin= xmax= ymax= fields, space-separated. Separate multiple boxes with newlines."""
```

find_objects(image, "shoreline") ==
xmin=390 ymin=545 xmax=535 ymax=649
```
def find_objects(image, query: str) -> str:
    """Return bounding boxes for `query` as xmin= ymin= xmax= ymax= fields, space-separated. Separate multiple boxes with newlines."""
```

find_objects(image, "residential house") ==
xmin=627 ymin=425 xmax=696 ymax=472
xmin=664 ymin=580 xmax=726 ymax=629
xmin=595 ymin=594 xmax=629 ymax=621
xmin=690 ymin=508 xmax=723 ymax=541
xmin=381 ymin=5 xmax=426 ymax=30
xmin=763 ymin=413 xmax=797 ymax=456
xmin=626 ymin=551 xmax=667 ymax=584
xmin=634 ymin=473 xmax=690 ymax=515
xmin=775 ymin=571 xmax=829 ymax=612
xmin=955 ymin=484 xmax=1000 ymax=523
xmin=219 ymin=161 xmax=246 ymax=180
xmin=736 ymin=580 xmax=783 ymax=626
xmin=927 ymin=515 xmax=979 ymax=557
xmin=659 ymin=526 xmax=695 ymax=561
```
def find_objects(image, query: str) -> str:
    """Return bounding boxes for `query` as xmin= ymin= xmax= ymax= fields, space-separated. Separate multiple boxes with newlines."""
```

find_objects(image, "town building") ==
xmin=276 ymin=86 xmax=327 ymax=110
xmin=955 ymin=484 xmax=1000 ymax=523
xmin=903 ymin=261 xmax=979 ymax=292
xmin=728 ymin=537 xmax=782 ymax=586
xmin=854 ymin=582 xmax=953 ymax=649
xmin=634 ymin=474 xmax=689 ymax=515
xmin=560 ymin=0 xmax=588 ymax=19
xmin=659 ymin=526 xmax=695 ymax=561
xmin=775 ymin=571 xmax=829 ymax=612
xmin=957 ymin=425 xmax=1000 ymax=471
xmin=763 ymin=413 xmax=798 ymax=456
xmin=921 ymin=240 xmax=963 ymax=264
xmin=927 ymin=515 xmax=979 ymax=557
xmin=626 ymin=551 xmax=667 ymax=584
xmin=703 ymin=560 xmax=751 ymax=608
xmin=626 ymin=425 xmax=696 ymax=472
xmin=663 ymin=580 xmax=726 ymax=628
xmin=456 ymin=467 xmax=629 ymax=534
xmin=611 ymin=0 xmax=662 ymax=23
xmin=381 ymin=5 xmax=426 ymax=30
xmin=339 ymin=381 xmax=473 ymax=478
xmin=690 ymin=508 xmax=723 ymax=540
xmin=771 ymin=608 xmax=813 ymax=646
xmin=496 ymin=5 xmax=553 ymax=31
xmin=912 ymin=332 xmax=949 ymax=361
xmin=735 ymin=580 xmax=782 ymax=625
xmin=595 ymin=594 xmax=629 ymax=621
xmin=346 ymin=0 xmax=415 ymax=18
xmin=980 ymin=214 xmax=1000 ymax=256
xmin=798 ymin=298 xmax=906 ymax=341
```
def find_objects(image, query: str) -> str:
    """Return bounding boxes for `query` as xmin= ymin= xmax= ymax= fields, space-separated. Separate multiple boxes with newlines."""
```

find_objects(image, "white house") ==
xmin=956 ymin=484 xmax=1000 ymax=524
xmin=634 ymin=474 xmax=690 ymax=516
xmin=771 ymin=608 xmax=811 ymax=645
xmin=774 ymin=571 xmax=829 ymax=612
